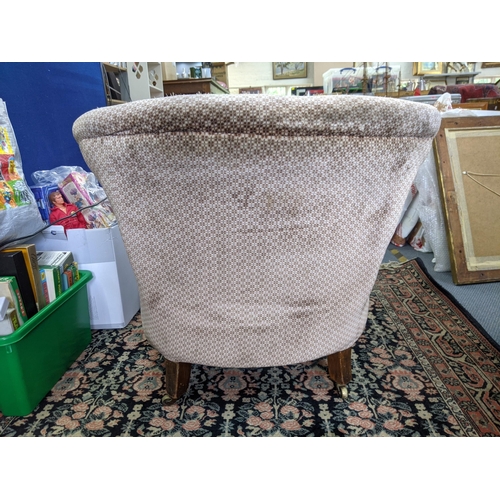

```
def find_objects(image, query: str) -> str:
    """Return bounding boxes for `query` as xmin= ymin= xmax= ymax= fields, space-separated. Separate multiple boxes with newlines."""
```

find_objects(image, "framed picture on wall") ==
xmin=481 ymin=62 xmax=500 ymax=68
xmin=433 ymin=115 xmax=500 ymax=285
xmin=413 ymin=62 xmax=443 ymax=76
xmin=273 ymin=63 xmax=307 ymax=80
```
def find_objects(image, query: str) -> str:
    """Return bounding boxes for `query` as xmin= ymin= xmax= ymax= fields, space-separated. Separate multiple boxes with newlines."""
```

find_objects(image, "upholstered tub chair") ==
xmin=73 ymin=94 xmax=441 ymax=402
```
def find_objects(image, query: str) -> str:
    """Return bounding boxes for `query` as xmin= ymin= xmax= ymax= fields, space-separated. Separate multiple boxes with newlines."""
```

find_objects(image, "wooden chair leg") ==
xmin=327 ymin=348 xmax=352 ymax=399
xmin=162 ymin=359 xmax=191 ymax=405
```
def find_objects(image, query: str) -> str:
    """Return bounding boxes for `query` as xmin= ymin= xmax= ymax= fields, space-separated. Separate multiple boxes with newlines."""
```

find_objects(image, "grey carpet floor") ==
xmin=383 ymin=244 xmax=500 ymax=348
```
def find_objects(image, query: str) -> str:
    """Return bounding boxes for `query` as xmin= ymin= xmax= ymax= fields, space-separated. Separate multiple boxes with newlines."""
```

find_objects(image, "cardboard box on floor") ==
xmin=29 ymin=225 xmax=140 ymax=329
xmin=211 ymin=62 xmax=229 ymax=87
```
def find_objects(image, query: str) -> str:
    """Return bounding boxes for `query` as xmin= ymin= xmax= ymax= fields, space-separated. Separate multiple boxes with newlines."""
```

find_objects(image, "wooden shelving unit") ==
xmin=102 ymin=63 xmax=126 ymax=74
xmin=101 ymin=63 xmax=130 ymax=106
xmin=126 ymin=62 xmax=164 ymax=101
xmin=163 ymin=78 xmax=229 ymax=96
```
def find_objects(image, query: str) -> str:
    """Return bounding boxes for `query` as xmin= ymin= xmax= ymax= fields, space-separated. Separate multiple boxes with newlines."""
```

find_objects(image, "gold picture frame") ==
xmin=481 ymin=62 xmax=500 ymax=68
xmin=273 ymin=63 xmax=307 ymax=80
xmin=413 ymin=62 xmax=443 ymax=76
xmin=433 ymin=116 xmax=500 ymax=285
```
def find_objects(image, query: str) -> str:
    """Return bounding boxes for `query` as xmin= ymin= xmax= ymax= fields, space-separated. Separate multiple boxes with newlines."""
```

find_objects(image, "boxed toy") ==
xmin=29 ymin=184 xmax=59 ymax=222
xmin=0 ymin=275 xmax=28 ymax=325
xmin=0 ymin=295 xmax=20 ymax=336
xmin=58 ymin=171 xmax=93 ymax=207
xmin=58 ymin=171 xmax=116 ymax=228
xmin=0 ymin=307 xmax=20 ymax=336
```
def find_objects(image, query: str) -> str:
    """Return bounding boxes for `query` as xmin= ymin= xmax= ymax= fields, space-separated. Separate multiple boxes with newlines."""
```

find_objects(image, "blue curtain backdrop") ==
xmin=0 ymin=62 xmax=106 ymax=184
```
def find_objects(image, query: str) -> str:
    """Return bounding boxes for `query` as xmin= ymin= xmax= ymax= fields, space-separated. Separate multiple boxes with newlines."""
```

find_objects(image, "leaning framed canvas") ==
xmin=273 ymin=63 xmax=307 ymax=80
xmin=433 ymin=116 xmax=500 ymax=284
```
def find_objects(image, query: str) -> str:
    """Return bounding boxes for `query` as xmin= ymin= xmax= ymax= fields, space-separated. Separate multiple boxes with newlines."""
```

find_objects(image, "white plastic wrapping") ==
xmin=408 ymin=221 xmax=432 ymax=252
xmin=0 ymin=99 xmax=45 ymax=248
xmin=391 ymin=186 xmax=418 ymax=247
xmin=413 ymin=152 xmax=451 ymax=271
xmin=433 ymin=91 xmax=453 ymax=112
xmin=33 ymin=165 xmax=88 ymax=188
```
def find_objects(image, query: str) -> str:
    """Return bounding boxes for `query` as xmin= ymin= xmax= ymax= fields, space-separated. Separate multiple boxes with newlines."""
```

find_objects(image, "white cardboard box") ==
xmin=29 ymin=225 xmax=140 ymax=329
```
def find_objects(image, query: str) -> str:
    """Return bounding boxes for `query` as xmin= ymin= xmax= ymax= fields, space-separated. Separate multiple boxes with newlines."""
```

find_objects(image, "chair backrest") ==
xmin=73 ymin=94 xmax=441 ymax=368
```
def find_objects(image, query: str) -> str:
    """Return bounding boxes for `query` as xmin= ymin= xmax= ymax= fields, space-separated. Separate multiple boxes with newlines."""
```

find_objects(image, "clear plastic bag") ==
xmin=31 ymin=165 xmax=117 ymax=229
xmin=31 ymin=165 xmax=87 ymax=186
xmin=0 ymin=99 xmax=45 ymax=248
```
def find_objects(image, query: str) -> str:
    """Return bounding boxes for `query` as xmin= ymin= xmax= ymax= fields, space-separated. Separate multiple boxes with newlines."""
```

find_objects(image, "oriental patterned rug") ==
xmin=1 ymin=258 xmax=499 ymax=437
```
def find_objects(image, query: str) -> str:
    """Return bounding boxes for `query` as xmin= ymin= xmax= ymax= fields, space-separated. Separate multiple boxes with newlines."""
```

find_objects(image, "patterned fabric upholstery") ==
xmin=73 ymin=94 xmax=441 ymax=368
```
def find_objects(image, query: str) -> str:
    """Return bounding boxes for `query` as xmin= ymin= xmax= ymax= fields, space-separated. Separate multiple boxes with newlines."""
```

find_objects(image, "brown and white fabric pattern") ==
xmin=73 ymin=94 xmax=441 ymax=368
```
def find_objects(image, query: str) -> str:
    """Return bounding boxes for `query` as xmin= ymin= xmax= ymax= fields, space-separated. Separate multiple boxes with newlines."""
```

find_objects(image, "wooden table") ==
xmin=163 ymin=78 xmax=229 ymax=95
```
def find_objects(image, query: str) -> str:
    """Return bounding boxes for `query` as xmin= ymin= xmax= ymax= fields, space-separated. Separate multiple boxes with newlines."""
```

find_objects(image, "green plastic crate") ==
xmin=0 ymin=270 xmax=93 ymax=417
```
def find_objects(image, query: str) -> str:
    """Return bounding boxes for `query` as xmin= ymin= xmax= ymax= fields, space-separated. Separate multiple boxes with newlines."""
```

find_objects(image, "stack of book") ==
xmin=36 ymin=250 xmax=80 ymax=304
xmin=0 ymin=245 xmax=80 ymax=336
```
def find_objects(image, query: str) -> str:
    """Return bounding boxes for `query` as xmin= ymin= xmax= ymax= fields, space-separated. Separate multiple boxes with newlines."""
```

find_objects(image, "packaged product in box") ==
xmin=58 ymin=171 xmax=116 ymax=229
xmin=0 ymin=275 xmax=28 ymax=325
xmin=29 ymin=184 xmax=59 ymax=222
xmin=0 ymin=307 xmax=20 ymax=336
xmin=0 ymin=178 xmax=33 ymax=210
xmin=0 ymin=154 xmax=21 ymax=181
xmin=0 ymin=295 xmax=8 ymax=316
xmin=58 ymin=171 xmax=94 ymax=207
xmin=0 ymin=295 xmax=19 ymax=335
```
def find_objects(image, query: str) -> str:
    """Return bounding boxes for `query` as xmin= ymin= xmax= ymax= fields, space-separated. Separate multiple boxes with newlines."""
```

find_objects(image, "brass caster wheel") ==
xmin=336 ymin=384 xmax=348 ymax=400
xmin=161 ymin=394 xmax=179 ymax=406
